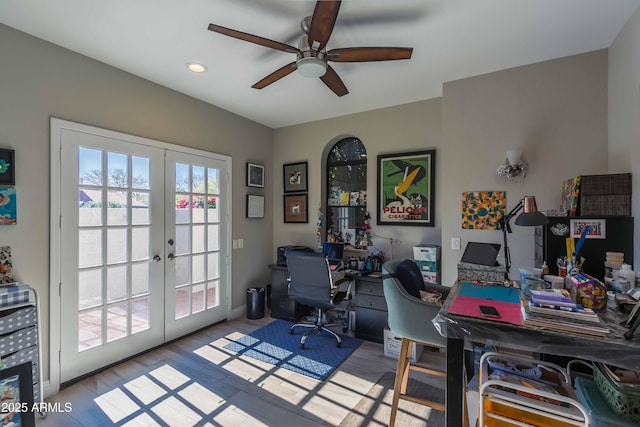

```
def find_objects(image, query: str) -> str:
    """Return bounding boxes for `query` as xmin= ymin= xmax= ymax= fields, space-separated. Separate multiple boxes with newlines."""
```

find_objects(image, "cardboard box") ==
xmin=457 ymin=262 xmax=505 ymax=283
xmin=413 ymin=244 xmax=441 ymax=262
xmin=0 ymin=284 xmax=30 ymax=307
xmin=383 ymin=327 xmax=424 ymax=362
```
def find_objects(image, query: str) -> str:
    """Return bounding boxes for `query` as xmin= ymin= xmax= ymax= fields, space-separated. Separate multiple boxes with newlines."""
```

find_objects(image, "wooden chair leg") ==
xmin=390 ymin=338 xmax=413 ymax=427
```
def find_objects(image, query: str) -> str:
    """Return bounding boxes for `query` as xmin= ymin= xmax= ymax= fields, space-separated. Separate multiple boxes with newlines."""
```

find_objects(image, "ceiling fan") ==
xmin=208 ymin=0 xmax=413 ymax=97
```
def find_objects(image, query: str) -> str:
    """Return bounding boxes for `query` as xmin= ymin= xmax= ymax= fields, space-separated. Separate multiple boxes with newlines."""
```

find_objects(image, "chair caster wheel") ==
xmin=289 ymin=330 xmax=294 ymax=335
xmin=336 ymin=342 xmax=342 ymax=348
xmin=342 ymin=327 xmax=348 ymax=333
xmin=300 ymin=343 xmax=305 ymax=349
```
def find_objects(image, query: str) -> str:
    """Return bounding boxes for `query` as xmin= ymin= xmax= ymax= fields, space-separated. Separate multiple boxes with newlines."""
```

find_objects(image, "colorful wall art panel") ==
xmin=461 ymin=191 xmax=506 ymax=230
xmin=0 ymin=188 xmax=17 ymax=225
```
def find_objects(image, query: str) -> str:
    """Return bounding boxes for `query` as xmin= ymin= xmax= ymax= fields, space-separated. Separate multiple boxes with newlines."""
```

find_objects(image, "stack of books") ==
xmin=521 ymin=289 xmax=610 ymax=338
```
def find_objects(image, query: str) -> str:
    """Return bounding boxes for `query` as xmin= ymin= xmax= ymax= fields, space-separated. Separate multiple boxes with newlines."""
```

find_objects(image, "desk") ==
xmin=435 ymin=281 xmax=640 ymax=427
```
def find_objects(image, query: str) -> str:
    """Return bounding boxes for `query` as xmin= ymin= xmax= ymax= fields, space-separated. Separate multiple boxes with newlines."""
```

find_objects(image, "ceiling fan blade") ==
xmin=328 ymin=47 xmax=413 ymax=62
xmin=208 ymin=24 xmax=300 ymax=54
xmin=307 ymin=0 xmax=341 ymax=51
xmin=252 ymin=62 xmax=297 ymax=89
xmin=320 ymin=65 xmax=348 ymax=97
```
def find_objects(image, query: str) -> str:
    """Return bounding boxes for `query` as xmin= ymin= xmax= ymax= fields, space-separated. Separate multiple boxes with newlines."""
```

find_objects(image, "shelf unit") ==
xmin=0 ymin=285 xmax=44 ymax=409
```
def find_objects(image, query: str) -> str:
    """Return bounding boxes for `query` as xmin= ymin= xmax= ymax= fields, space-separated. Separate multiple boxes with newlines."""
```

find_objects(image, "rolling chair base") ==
xmin=290 ymin=308 xmax=343 ymax=348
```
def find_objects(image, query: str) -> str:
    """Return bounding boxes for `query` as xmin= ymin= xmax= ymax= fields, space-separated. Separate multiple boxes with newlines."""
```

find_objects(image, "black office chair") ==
xmin=286 ymin=250 xmax=351 ymax=348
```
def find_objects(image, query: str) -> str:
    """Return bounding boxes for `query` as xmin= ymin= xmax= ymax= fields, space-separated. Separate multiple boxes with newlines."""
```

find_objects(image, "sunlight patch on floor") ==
xmin=178 ymin=383 xmax=224 ymax=415
xmin=121 ymin=412 xmax=161 ymax=427
xmin=151 ymin=395 xmax=202 ymax=426
xmin=149 ymin=364 xmax=190 ymax=390
xmin=124 ymin=375 xmax=167 ymax=405
xmin=94 ymin=388 xmax=141 ymax=423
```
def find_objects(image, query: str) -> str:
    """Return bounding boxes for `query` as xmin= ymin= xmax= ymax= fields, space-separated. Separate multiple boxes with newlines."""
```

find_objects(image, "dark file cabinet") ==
xmin=268 ymin=265 xmax=311 ymax=322
xmin=354 ymin=275 xmax=386 ymax=343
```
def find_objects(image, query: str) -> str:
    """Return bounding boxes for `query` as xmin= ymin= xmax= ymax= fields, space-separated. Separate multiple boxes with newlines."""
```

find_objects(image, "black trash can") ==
xmin=246 ymin=287 xmax=265 ymax=320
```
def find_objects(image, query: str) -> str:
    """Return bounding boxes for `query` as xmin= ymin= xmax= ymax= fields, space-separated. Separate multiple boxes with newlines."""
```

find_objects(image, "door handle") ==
xmin=167 ymin=253 xmax=175 ymax=260
xmin=150 ymin=255 xmax=161 ymax=263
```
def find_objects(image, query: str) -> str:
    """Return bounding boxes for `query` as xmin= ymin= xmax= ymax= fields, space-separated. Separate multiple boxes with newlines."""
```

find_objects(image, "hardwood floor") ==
xmin=37 ymin=313 xmax=446 ymax=426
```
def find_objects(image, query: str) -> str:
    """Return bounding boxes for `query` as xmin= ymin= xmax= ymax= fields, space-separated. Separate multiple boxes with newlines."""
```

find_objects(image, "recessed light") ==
xmin=186 ymin=62 xmax=207 ymax=73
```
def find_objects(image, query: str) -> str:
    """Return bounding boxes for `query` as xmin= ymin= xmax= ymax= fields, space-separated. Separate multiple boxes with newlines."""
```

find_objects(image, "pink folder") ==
xmin=448 ymin=292 xmax=522 ymax=326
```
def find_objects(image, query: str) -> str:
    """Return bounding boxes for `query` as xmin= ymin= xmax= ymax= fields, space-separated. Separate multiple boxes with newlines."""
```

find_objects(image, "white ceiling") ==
xmin=1 ymin=0 xmax=639 ymax=129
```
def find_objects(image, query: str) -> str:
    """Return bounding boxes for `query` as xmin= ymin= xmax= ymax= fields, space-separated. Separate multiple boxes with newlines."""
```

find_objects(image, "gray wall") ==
xmin=609 ymin=6 xmax=640 ymax=270
xmin=441 ymin=50 xmax=609 ymax=284
xmin=274 ymin=50 xmax=610 ymax=287
xmin=273 ymin=99 xmax=443 ymax=261
xmin=0 ymin=23 xmax=274 ymax=381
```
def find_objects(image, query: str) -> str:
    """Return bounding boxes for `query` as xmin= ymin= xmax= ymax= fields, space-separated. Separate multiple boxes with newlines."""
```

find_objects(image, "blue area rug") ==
xmin=224 ymin=319 xmax=363 ymax=381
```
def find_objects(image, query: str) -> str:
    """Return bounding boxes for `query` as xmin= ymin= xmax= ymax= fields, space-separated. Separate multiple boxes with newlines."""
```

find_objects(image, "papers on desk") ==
xmin=448 ymin=282 xmax=523 ymax=326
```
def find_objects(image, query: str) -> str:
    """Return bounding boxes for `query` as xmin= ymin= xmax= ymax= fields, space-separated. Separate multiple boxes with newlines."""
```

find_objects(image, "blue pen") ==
xmin=574 ymin=225 xmax=590 ymax=259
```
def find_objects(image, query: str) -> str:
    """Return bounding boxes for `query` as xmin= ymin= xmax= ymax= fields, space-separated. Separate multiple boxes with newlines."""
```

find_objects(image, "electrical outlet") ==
xmin=451 ymin=237 xmax=461 ymax=250
xmin=238 ymin=238 xmax=244 ymax=249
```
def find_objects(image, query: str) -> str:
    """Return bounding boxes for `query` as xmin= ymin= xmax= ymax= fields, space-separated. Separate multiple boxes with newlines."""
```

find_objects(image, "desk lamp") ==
xmin=499 ymin=195 xmax=549 ymax=275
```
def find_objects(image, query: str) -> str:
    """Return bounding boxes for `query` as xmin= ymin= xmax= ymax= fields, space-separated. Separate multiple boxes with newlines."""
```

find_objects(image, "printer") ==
xmin=277 ymin=245 xmax=315 ymax=267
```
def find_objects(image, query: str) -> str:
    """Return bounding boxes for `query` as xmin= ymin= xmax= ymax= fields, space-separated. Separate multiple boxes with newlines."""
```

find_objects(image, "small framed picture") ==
xmin=0 ymin=148 xmax=15 ymax=186
xmin=283 ymin=194 xmax=308 ymax=223
xmin=570 ymin=219 xmax=606 ymax=239
xmin=246 ymin=194 xmax=265 ymax=218
xmin=283 ymin=161 xmax=308 ymax=193
xmin=246 ymin=163 xmax=264 ymax=188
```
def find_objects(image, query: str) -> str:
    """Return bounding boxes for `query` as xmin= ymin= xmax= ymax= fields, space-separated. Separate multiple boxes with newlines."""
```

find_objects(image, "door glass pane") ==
xmin=131 ymin=228 xmax=149 ymax=261
xmin=79 ymin=309 xmax=102 ymax=352
xmin=79 ymin=147 xmax=102 ymax=186
xmin=107 ymin=228 xmax=128 ymax=264
xmin=132 ymin=192 xmax=150 ymax=225
xmin=175 ymin=288 xmax=189 ymax=319
xmin=132 ymin=156 xmax=150 ymax=190
xmin=108 ymin=191 xmax=128 ymax=225
xmin=207 ymin=168 xmax=219 ymax=194
xmin=175 ymin=256 xmax=190 ymax=286
xmin=207 ymin=281 xmax=218 ymax=309
xmin=175 ymin=163 xmax=189 ymax=192
xmin=132 ymin=297 xmax=150 ymax=334
xmin=108 ymin=152 xmax=128 ymax=188
xmin=208 ymin=197 xmax=219 ymax=223
xmin=207 ymin=253 xmax=219 ymax=280
xmin=192 ymin=254 xmax=205 ymax=284
xmin=176 ymin=195 xmax=190 ymax=224
xmin=192 ymin=196 xmax=205 ymax=223
xmin=192 ymin=284 xmax=205 ymax=313
xmin=79 ymin=229 xmax=102 ymax=268
xmin=79 ymin=269 xmax=102 ymax=309
xmin=107 ymin=303 xmax=128 ymax=342
xmin=207 ymin=225 xmax=219 ymax=251
xmin=192 ymin=225 xmax=205 ymax=253
xmin=79 ymin=190 xmax=102 ymax=226
xmin=107 ymin=265 xmax=128 ymax=301
xmin=192 ymin=166 xmax=205 ymax=194
xmin=175 ymin=225 xmax=190 ymax=255
xmin=131 ymin=262 xmax=149 ymax=296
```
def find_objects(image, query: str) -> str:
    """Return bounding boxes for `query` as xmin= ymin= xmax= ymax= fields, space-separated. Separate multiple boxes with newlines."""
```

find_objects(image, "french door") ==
xmin=55 ymin=120 xmax=230 ymax=383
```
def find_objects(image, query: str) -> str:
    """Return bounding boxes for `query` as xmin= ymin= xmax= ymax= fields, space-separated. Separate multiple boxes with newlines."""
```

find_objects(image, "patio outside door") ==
xmin=56 ymin=122 xmax=229 ymax=383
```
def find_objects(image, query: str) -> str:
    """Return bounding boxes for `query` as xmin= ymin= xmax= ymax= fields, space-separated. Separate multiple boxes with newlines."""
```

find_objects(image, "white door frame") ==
xmin=49 ymin=118 xmax=232 ymax=395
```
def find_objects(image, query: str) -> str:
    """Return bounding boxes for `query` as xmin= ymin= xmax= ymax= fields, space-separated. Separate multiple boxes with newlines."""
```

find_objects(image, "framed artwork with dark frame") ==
xmin=0 ymin=362 xmax=36 ymax=427
xmin=246 ymin=163 xmax=264 ymax=188
xmin=0 ymin=148 xmax=15 ymax=186
xmin=246 ymin=194 xmax=265 ymax=218
xmin=283 ymin=161 xmax=308 ymax=193
xmin=377 ymin=149 xmax=435 ymax=226
xmin=283 ymin=194 xmax=308 ymax=223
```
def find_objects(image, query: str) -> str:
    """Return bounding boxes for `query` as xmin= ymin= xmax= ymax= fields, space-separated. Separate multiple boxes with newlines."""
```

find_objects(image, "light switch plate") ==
xmin=451 ymin=237 xmax=461 ymax=250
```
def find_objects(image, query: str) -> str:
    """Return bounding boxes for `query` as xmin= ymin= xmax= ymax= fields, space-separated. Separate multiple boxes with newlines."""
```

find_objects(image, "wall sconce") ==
xmin=497 ymin=149 xmax=527 ymax=181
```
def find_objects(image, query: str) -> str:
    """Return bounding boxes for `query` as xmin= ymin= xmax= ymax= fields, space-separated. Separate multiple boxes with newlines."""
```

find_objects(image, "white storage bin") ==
xmin=383 ymin=327 xmax=424 ymax=362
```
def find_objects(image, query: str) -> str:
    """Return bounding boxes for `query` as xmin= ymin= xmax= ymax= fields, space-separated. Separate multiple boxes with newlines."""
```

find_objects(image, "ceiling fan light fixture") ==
xmin=297 ymin=56 xmax=327 ymax=78
xmin=186 ymin=62 xmax=207 ymax=73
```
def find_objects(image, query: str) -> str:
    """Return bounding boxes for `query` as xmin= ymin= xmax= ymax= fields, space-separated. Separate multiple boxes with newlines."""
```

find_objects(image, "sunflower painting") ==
xmin=461 ymin=191 xmax=506 ymax=230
